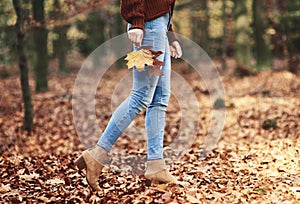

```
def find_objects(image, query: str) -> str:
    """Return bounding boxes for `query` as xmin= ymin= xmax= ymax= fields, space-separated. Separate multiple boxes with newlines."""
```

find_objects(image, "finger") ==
xmin=171 ymin=53 xmax=175 ymax=58
xmin=174 ymin=53 xmax=178 ymax=59
xmin=170 ymin=46 xmax=175 ymax=57
xmin=132 ymin=34 xmax=142 ymax=48
xmin=128 ymin=32 xmax=137 ymax=45
xmin=171 ymin=47 xmax=178 ymax=58
xmin=174 ymin=47 xmax=182 ymax=58
xmin=174 ymin=44 xmax=181 ymax=53
xmin=129 ymin=33 xmax=135 ymax=44
xmin=171 ymin=49 xmax=175 ymax=57
xmin=137 ymin=33 xmax=143 ymax=48
xmin=135 ymin=40 xmax=141 ymax=48
xmin=133 ymin=35 xmax=138 ymax=46
xmin=177 ymin=47 xmax=182 ymax=58
xmin=132 ymin=36 xmax=140 ymax=48
xmin=128 ymin=30 xmax=134 ymax=39
xmin=171 ymin=42 xmax=182 ymax=58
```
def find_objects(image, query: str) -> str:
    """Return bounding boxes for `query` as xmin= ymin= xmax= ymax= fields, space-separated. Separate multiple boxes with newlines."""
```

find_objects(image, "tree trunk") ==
xmin=12 ymin=0 xmax=34 ymax=131
xmin=285 ymin=0 xmax=300 ymax=74
xmin=32 ymin=0 xmax=48 ymax=92
xmin=253 ymin=0 xmax=272 ymax=70
xmin=53 ymin=0 xmax=68 ymax=74
xmin=56 ymin=27 xmax=68 ymax=74
xmin=221 ymin=0 xmax=227 ymax=70
xmin=233 ymin=0 xmax=252 ymax=67
xmin=113 ymin=0 xmax=125 ymax=69
xmin=191 ymin=0 xmax=209 ymax=52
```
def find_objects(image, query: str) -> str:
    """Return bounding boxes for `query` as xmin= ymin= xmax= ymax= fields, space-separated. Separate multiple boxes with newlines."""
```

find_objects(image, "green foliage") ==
xmin=0 ymin=2 xmax=17 ymax=65
xmin=253 ymin=188 xmax=268 ymax=195
xmin=0 ymin=26 xmax=17 ymax=64
xmin=1 ymin=0 xmax=300 ymax=75
xmin=252 ymin=0 xmax=272 ymax=70
xmin=76 ymin=11 xmax=108 ymax=56
xmin=233 ymin=0 xmax=253 ymax=67
xmin=281 ymin=0 xmax=300 ymax=52
xmin=262 ymin=119 xmax=278 ymax=130
xmin=213 ymin=98 xmax=226 ymax=109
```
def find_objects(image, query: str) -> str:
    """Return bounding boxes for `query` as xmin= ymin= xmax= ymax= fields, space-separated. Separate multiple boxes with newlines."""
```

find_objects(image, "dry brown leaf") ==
xmin=19 ymin=172 xmax=40 ymax=181
xmin=45 ymin=178 xmax=65 ymax=185
xmin=161 ymin=191 xmax=172 ymax=202
xmin=125 ymin=49 xmax=153 ymax=71
xmin=186 ymin=194 xmax=201 ymax=204
xmin=125 ymin=47 xmax=164 ymax=73
xmin=1 ymin=65 xmax=300 ymax=203
xmin=0 ymin=184 xmax=11 ymax=193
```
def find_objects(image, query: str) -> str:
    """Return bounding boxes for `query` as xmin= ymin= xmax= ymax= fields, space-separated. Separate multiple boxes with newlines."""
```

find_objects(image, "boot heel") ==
xmin=74 ymin=155 xmax=87 ymax=170
xmin=145 ymin=178 xmax=152 ymax=186
xmin=145 ymin=177 xmax=160 ymax=186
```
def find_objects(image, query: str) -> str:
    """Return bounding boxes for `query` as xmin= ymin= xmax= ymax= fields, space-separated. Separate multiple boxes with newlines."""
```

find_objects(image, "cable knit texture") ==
xmin=121 ymin=0 xmax=178 ymax=43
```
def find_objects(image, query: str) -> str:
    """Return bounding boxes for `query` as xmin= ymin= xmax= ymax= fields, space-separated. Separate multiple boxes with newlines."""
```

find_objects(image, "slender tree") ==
xmin=253 ymin=0 xmax=272 ymax=70
xmin=191 ymin=0 xmax=209 ymax=52
xmin=221 ymin=0 xmax=227 ymax=70
xmin=233 ymin=0 xmax=252 ymax=67
xmin=285 ymin=0 xmax=300 ymax=74
xmin=12 ymin=0 xmax=34 ymax=130
xmin=52 ymin=0 xmax=69 ymax=74
xmin=32 ymin=0 xmax=48 ymax=92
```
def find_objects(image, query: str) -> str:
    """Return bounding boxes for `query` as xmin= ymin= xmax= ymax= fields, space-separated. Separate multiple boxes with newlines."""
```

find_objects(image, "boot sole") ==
xmin=74 ymin=155 xmax=87 ymax=170
xmin=145 ymin=178 xmax=161 ymax=186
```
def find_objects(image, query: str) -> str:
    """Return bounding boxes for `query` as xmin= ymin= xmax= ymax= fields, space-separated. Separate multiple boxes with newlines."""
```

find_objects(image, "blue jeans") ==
xmin=97 ymin=14 xmax=171 ymax=160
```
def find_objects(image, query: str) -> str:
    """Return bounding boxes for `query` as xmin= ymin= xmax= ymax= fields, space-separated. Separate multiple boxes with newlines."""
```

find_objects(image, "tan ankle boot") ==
xmin=144 ymin=159 xmax=179 ymax=184
xmin=74 ymin=146 xmax=109 ymax=191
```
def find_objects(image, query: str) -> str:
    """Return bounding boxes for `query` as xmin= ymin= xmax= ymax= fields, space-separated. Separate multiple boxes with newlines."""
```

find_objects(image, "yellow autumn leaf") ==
xmin=125 ymin=49 xmax=154 ymax=71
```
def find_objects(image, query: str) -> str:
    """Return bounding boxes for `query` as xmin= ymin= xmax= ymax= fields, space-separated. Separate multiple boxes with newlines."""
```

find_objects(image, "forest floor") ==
xmin=0 ymin=61 xmax=300 ymax=203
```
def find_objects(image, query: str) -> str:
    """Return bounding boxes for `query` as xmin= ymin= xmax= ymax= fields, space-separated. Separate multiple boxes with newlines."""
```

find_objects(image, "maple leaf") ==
xmin=125 ymin=49 xmax=153 ymax=71
xmin=125 ymin=47 xmax=164 ymax=75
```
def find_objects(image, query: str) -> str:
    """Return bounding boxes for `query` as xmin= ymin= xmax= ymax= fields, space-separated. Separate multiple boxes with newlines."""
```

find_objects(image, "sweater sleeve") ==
xmin=120 ymin=0 xmax=145 ymax=30
xmin=167 ymin=1 xmax=178 ymax=43
xmin=167 ymin=23 xmax=178 ymax=43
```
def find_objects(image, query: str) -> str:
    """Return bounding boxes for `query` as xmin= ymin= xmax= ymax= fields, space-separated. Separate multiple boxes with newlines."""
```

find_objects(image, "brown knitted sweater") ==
xmin=120 ymin=0 xmax=178 ymax=43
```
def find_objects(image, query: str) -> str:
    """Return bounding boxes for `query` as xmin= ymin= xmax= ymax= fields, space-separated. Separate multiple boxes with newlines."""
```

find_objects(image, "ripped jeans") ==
xmin=97 ymin=13 xmax=171 ymax=160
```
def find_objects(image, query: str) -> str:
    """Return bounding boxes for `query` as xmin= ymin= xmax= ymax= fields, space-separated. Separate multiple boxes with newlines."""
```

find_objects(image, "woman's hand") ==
xmin=128 ymin=29 xmax=144 ymax=48
xmin=170 ymin=41 xmax=182 ymax=59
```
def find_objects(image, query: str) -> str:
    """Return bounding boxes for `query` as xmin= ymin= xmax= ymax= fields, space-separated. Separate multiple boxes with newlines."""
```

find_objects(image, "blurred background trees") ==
xmin=12 ymin=0 xmax=33 ymax=130
xmin=1 ymin=0 xmax=299 ymax=129
xmin=1 ymin=0 xmax=300 ymax=75
xmin=32 ymin=0 xmax=48 ymax=92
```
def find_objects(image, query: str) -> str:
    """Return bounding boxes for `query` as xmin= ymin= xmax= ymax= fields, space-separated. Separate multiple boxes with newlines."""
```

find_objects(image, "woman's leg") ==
xmin=97 ymin=68 xmax=159 ymax=151
xmin=97 ymin=15 xmax=170 ymax=151
xmin=146 ymin=38 xmax=171 ymax=160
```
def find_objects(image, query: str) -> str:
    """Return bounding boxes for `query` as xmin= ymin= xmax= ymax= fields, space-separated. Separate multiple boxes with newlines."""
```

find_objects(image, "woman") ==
xmin=75 ymin=0 xmax=182 ymax=191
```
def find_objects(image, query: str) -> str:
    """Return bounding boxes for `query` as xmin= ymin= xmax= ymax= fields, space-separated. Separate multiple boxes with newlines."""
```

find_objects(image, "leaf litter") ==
xmin=0 ymin=65 xmax=300 ymax=203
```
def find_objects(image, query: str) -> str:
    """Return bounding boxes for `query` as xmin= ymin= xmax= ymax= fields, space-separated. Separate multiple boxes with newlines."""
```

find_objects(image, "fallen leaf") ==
xmin=19 ymin=172 xmax=40 ymax=181
xmin=125 ymin=49 xmax=153 ymax=71
xmin=45 ymin=178 xmax=65 ymax=185
xmin=161 ymin=191 xmax=172 ymax=202
xmin=186 ymin=194 xmax=201 ymax=204
xmin=125 ymin=47 xmax=164 ymax=72
xmin=0 ymin=183 xmax=11 ymax=193
xmin=290 ymin=187 xmax=300 ymax=192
